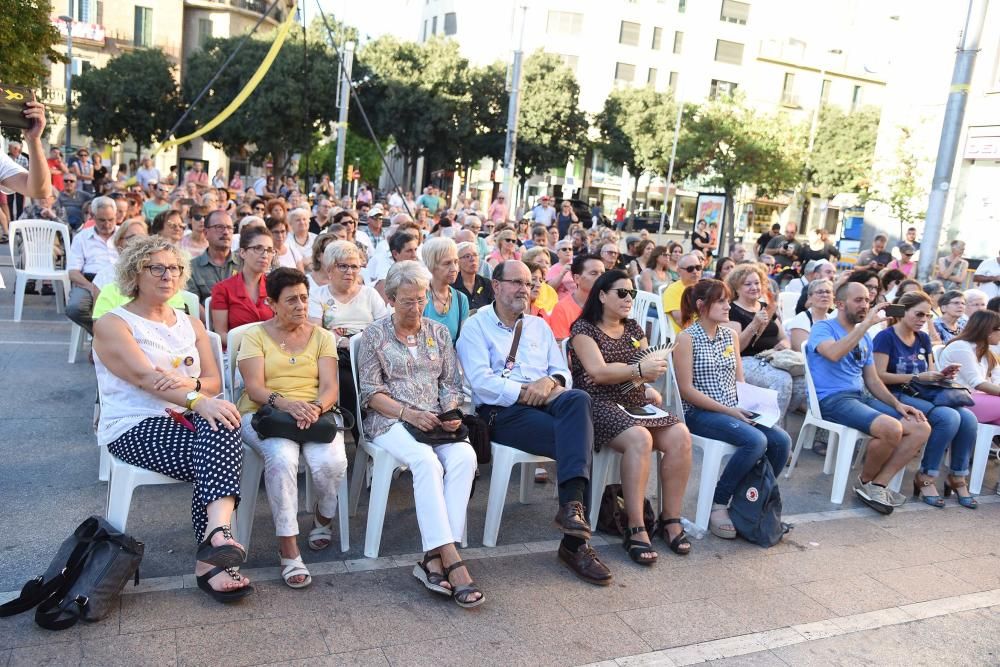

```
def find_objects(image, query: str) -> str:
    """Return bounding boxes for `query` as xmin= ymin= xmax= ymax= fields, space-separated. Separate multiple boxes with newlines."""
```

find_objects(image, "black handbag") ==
xmin=402 ymin=421 xmax=470 ymax=445
xmin=901 ymin=379 xmax=974 ymax=408
xmin=462 ymin=413 xmax=492 ymax=464
xmin=251 ymin=404 xmax=355 ymax=443
xmin=0 ymin=516 xmax=143 ymax=630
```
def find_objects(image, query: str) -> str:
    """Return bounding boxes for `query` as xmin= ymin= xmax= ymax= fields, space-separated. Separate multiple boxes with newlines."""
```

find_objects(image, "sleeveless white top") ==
xmin=94 ymin=306 xmax=201 ymax=446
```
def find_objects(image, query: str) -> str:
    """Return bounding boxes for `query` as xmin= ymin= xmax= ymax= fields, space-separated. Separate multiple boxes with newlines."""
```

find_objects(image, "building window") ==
xmin=714 ymin=39 xmax=744 ymax=65
xmin=820 ymin=78 xmax=831 ymax=105
xmin=546 ymin=10 xmax=584 ymax=36
xmin=95 ymin=0 xmax=103 ymax=25
xmin=73 ymin=0 xmax=92 ymax=22
xmin=678 ymin=0 xmax=686 ymax=12
xmin=431 ymin=15 xmax=438 ymax=34
xmin=133 ymin=6 xmax=152 ymax=48
xmin=851 ymin=84 xmax=863 ymax=111
xmin=422 ymin=19 xmax=428 ymax=41
xmin=557 ymin=54 xmax=579 ymax=73
xmin=668 ymin=71 xmax=678 ymax=93
xmin=444 ymin=12 xmax=457 ymax=35
xmin=710 ymin=79 xmax=738 ymax=99
xmin=614 ymin=62 xmax=636 ymax=84
xmin=647 ymin=68 xmax=658 ymax=86
xmin=780 ymin=73 xmax=798 ymax=106
xmin=673 ymin=31 xmax=683 ymax=54
xmin=651 ymin=27 xmax=662 ymax=50
xmin=197 ymin=18 xmax=213 ymax=48
xmin=720 ymin=0 xmax=750 ymax=24
xmin=619 ymin=21 xmax=640 ymax=46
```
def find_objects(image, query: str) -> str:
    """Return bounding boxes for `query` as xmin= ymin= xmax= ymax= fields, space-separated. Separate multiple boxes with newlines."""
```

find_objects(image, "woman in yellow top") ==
xmin=237 ymin=267 xmax=347 ymax=589
xmin=522 ymin=246 xmax=559 ymax=314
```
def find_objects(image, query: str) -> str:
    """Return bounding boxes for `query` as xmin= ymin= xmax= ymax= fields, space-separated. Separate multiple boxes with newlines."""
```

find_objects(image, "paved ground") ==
xmin=3 ymin=257 xmax=1000 ymax=666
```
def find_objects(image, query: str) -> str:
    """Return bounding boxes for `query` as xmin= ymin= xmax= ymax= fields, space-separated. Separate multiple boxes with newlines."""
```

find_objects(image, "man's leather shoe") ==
xmin=558 ymin=543 xmax=612 ymax=586
xmin=553 ymin=501 xmax=591 ymax=539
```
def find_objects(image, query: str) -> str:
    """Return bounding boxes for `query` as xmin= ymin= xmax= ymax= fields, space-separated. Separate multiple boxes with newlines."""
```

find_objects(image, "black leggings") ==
xmin=108 ymin=414 xmax=243 ymax=543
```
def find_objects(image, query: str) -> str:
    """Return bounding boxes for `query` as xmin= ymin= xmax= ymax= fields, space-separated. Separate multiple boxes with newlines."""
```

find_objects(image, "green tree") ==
xmin=808 ymin=105 xmax=880 ymax=198
xmin=872 ymin=125 xmax=927 ymax=239
xmin=596 ymin=85 xmax=675 ymax=209
xmin=74 ymin=48 xmax=181 ymax=155
xmin=674 ymin=94 xmax=804 ymax=252
xmin=513 ymin=52 xmax=589 ymax=189
xmin=0 ymin=0 xmax=66 ymax=87
xmin=461 ymin=62 xmax=508 ymax=171
xmin=303 ymin=128 xmax=385 ymax=185
xmin=181 ymin=33 xmax=340 ymax=174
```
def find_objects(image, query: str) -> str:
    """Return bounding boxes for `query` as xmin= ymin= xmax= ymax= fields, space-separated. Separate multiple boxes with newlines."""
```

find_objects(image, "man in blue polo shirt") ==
xmin=806 ymin=282 xmax=930 ymax=514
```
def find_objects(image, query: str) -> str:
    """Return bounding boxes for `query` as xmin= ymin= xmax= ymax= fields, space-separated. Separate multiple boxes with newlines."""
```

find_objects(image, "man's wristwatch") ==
xmin=549 ymin=374 xmax=565 ymax=387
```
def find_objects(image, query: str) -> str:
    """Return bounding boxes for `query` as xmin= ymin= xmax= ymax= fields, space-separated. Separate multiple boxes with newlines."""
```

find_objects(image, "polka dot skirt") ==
xmin=108 ymin=414 xmax=243 ymax=543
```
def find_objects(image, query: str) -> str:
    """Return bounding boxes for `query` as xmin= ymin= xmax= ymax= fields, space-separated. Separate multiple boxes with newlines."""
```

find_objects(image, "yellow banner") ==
xmin=154 ymin=4 xmax=298 ymax=155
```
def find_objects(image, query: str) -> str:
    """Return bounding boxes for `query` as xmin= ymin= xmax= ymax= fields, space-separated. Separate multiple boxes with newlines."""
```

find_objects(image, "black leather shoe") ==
xmin=553 ymin=500 xmax=591 ymax=539
xmin=558 ymin=543 xmax=613 ymax=586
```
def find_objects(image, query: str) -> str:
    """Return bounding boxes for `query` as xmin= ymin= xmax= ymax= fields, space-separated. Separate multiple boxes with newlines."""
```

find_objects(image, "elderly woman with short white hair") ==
xmin=308 ymin=239 xmax=388 ymax=441
xmin=422 ymin=236 xmax=469 ymax=343
xmin=287 ymin=207 xmax=316 ymax=258
xmin=357 ymin=260 xmax=483 ymax=607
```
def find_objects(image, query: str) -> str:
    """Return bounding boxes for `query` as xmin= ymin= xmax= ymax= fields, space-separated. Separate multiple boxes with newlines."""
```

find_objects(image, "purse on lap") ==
xmin=251 ymin=404 xmax=355 ymax=444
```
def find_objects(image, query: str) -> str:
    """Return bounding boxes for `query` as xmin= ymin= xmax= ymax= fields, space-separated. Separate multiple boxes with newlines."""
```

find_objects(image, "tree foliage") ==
xmin=674 ymin=94 xmax=804 ymax=249
xmin=0 ymin=0 xmax=66 ymax=87
xmin=872 ymin=125 xmax=927 ymax=238
xmin=74 ymin=48 xmax=181 ymax=154
xmin=513 ymin=52 xmax=589 ymax=184
xmin=596 ymin=85 xmax=675 ymax=206
xmin=808 ymin=105 xmax=880 ymax=198
xmin=302 ymin=128 xmax=385 ymax=185
xmin=181 ymin=33 xmax=340 ymax=173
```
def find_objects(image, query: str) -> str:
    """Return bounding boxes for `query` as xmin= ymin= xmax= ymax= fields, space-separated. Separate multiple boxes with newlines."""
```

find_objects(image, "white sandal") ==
xmin=280 ymin=554 xmax=312 ymax=589
xmin=307 ymin=516 xmax=333 ymax=551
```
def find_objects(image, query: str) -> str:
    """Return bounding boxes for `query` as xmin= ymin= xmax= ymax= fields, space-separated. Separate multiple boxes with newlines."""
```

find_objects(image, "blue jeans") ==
xmin=894 ymin=393 xmax=976 ymax=477
xmin=684 ymin=407 xmax=791 ymax=506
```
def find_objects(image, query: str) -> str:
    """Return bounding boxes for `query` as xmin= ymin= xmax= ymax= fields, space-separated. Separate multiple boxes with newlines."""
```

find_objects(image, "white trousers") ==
xmin=372 ymin=422 xmax=477 ymax=552
xmin=241 ymin=413 xmax=348 ymax=537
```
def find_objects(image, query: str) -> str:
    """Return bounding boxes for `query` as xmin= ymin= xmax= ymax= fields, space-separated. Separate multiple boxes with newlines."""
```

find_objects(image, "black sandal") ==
xmin=655 ymin=517 xmax=692 ymax=556
xmin=196 ymin=565 xmax=254 ymax=604
xmin=443 ymin=560 xmax=486 ymax=609
xmin=195 ymin=525 xmax=246 ymax=568
xmin=622 ymin=526 xmax=658 ymax=565
xmin=413 ymin=552 xmax=452 ymax=596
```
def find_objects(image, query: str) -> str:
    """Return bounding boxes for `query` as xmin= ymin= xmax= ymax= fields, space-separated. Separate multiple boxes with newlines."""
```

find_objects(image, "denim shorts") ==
xmin=818 ymin=391 xmax=901 ymax=435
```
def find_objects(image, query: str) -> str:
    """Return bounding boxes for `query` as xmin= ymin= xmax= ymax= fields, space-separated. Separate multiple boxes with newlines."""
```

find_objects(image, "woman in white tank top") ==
xmin=93 ymin=236 xmax=254 ymax=604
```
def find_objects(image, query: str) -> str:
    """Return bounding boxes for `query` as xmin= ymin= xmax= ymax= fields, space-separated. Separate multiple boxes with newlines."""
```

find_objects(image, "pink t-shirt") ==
xmin=546 ymin=263 xmax=575 ymax=299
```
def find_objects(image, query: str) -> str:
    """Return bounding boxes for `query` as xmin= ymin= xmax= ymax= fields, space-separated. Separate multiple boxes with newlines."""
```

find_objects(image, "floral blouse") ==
xmin=357 ymin=315 xmax=464 ymax=438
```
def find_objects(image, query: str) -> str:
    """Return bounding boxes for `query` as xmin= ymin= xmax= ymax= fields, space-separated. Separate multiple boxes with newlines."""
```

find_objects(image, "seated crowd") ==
xmin=28 ymin=166 xmax=995 ymax=611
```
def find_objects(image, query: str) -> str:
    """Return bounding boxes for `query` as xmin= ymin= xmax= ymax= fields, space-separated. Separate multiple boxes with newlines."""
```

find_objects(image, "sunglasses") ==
xmin=680 ymin=265 xmax=702 ymax=273
xmin=609 ymin=288 xmax=637 ymax=299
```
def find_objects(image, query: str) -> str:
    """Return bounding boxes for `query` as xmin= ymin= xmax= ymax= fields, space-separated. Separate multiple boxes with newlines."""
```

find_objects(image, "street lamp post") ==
xmin=59 ymin=14 xmax=74 ymax=156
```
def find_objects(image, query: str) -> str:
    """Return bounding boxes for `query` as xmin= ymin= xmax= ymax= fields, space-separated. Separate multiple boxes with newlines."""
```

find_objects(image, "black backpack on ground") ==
xmin=728 ymin=458 xmax=788 ymax=547
xmin=0 ymin=516 xmax=143 ymax=630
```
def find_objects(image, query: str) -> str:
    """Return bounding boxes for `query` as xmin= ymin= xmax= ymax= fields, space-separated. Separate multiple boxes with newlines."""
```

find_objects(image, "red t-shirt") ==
xmin=48 ymin=158 xmax=64 ymax=191
xmin=210 ymin=273 xmax=273 ymax=341
xmin=615 ymin=207 xmax=626 ymax=222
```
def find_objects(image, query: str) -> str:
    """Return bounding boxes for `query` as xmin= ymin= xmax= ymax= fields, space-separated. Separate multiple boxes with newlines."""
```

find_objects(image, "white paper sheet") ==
xmin=616 ymin=403 xmax=672 ymax=420
xmin=735 ymin=381 xmax=781 ymax=428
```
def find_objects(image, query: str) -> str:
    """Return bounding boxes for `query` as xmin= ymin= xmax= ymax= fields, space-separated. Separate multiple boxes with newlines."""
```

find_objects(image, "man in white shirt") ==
xmin=356 ymin=204 xmax=388 ymax=257
xmin=973 ymin=248 xmax=1000 ymax=300
xmin=457 ymin=260 xmax=613 ymax=587
xmin=387 ymin=188 xmax=404 ymax=210
xmin=134 ymin=157 xmax=160 ymax=193
xmin=66 ymin=196 xmax=118 ymax=333
xmin=531 ymin=196 xmax=556 ymax=227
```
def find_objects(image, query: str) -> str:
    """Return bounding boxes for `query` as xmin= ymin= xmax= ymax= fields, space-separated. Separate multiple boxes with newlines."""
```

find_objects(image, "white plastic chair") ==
xmin=9 ymin=220 xmax=70 ymax=322
xmin=779 ymin=291 xmax=800 ymax=320
xmin=483 ymin=442 xmax=557 ymax=547
xmin=665 ymin=353 xmax=738 ymax=531
xmin=346 ymin=333 xmax=409 ymax=558
xmin=970 ymin=423 xmax=1000 ymax=495
xmin=787 ymin=352 xmax=873 ymax=504
xmin=180 ymin=290 xmax=200 ymax=318
xmin=68 ymin=324 xmax=89 ymax=363
xmin=630 ymin=290 xmax=662 ymax=346
xmin=203 ymin=296 xmax=213 ymax=332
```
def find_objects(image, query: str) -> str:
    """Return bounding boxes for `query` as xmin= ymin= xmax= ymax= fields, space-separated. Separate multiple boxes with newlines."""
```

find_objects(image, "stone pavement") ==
xmin=3 ymin=258 xmax=1000 ymax=666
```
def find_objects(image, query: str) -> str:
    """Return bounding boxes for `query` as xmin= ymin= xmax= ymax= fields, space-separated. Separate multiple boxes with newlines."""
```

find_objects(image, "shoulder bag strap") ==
xmin=500 ymin=319 xmax=523 ymax=378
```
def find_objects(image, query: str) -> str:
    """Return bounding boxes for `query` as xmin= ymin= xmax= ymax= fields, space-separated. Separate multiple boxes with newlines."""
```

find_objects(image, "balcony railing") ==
xmin=197 ymin=0 xmax=284 ymax=21
xmin=39 ymin=87 xmax=80 ymax=109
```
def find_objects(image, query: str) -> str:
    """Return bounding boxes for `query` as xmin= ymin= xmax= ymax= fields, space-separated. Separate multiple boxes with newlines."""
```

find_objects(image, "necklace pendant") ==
xmin=289 ymin=356 xmax=296 ymax=364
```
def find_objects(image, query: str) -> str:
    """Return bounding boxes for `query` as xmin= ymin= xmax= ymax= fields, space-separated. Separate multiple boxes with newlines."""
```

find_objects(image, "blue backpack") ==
xmin=729 ymin=457 xmax=787 ymax=547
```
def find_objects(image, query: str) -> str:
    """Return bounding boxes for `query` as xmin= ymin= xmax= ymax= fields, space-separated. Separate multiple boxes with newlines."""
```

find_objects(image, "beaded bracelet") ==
xmin=267 ymin=391 xmax=281 ymax=407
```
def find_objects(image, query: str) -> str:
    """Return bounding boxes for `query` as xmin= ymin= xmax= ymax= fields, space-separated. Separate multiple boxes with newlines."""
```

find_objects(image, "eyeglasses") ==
xmin=205 ymin=224 xmax=231 ymax=232
xmin=335 ymin=263 xmax=361 ymax=273
xmin=192 ymin=214 xmax=205 ymax=221
xmin=458 ymin=253 xmax=476 ymax=261
xmin=601 ymin=250 xmax=620 ymax=257
xmin=64 ymin=179 xmax=76 ymax=183
xmin=609 ymin=288 xmax=637 ymax=299
xmin=501 ymin=238 xmax=517 ymax=244
xmin=165 ymin=223 xmax=186 ymax=231
xmin=680 ymin=265 xmax=702 ymax=273
xmin=246 ymin=245 xmax=276 ymax=256
xmin=557 ymin=247 xmax=572 ymax=252
xmin=496 ymin=278 xmax=532 ymax=290
xmin=812 ymin=289 xmax=833 ymax=296
xmin=146 ymin=264 xmax=182 ymax=278
xmin=395 ymin=296 xmax=427 ymax=309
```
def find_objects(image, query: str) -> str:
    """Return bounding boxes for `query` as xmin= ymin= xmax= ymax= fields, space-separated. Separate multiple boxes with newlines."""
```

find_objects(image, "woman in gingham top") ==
xmin=672 ymin=279 xmax=791 ymax=540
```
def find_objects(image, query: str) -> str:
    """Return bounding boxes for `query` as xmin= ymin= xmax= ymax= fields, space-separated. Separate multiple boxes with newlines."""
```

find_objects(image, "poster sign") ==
xmin=695 ymin=193 xmax=726 ymax=227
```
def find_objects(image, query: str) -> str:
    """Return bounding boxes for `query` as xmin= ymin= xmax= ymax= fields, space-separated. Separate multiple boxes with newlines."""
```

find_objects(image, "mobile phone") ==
xmin=165 ymin=408 xmax=197 ymax=432
xmin=0 ymin=84 xmax=35 ymax=130
xmin=743 ymin=410 xmax=761 ymax=421
xmin=622 ymin=405 xmax=653 ymax=417
xmin=436 ymin=408 xmax=464 ymax=422
xmin=884 ymin=304 xmax=907 ymax=318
